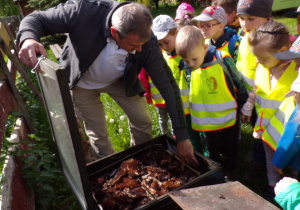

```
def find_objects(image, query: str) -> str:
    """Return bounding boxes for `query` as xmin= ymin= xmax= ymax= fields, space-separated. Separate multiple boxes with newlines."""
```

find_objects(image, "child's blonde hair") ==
xmin=175 ymin=26 xmax=205 ymax=58
xmin=248 ymin=20 xmax=290 ymax=53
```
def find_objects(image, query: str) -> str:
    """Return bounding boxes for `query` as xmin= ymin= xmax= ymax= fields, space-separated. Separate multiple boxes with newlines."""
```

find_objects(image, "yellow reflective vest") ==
xmin=149 ymin=51 xmax=190 ymax=114
xmin=254 ymin=61 xmax=298 ymax=133
xmin=262 ymin=96 xmax=295 ymax=150
xmin=236 ymin=32 xmax=257 ymax=92
xmin=149 ymin=76 xmax=165 ymax=106
xmin=190 ymin=53 xmax=237 ymax=131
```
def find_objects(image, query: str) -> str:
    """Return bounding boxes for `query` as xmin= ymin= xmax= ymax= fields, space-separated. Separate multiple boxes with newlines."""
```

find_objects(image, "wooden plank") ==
xmin=49 ymin=44 xmax=62 ymax=60
xmin=0 ymin=22 xmax=11 ymax=56
xmin=0 ymin=38 xmax=36 ymax=134
xmin=169 ymin=181 xmax=280 ymax=210
xmin=0 ymin=81 xmax=17 ymax=147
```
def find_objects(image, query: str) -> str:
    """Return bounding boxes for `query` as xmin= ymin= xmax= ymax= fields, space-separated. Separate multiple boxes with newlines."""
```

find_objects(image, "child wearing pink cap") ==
xmin=174 ymin=2 xmax=195 ymax=21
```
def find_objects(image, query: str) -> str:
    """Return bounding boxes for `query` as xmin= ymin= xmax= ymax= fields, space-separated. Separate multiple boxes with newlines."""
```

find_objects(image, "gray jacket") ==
xmin=17 ymin=0 xmax=189 ymax=141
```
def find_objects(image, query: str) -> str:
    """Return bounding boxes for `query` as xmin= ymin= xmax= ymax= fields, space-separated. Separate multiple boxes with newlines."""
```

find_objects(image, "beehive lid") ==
xmin=169 ymin=181 xmax=280 ymax=209
xmin=36 ymin=58 xmax=99 ymax=209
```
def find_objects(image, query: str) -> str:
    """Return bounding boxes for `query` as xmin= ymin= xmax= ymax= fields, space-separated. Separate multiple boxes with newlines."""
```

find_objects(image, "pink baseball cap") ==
xmin=174 ymin=3 xmax=195 ymax=21
xmin=285 ymin=72 xmax=300 ymax=97
xmin=192 ymin=6 xmax=227 ymax=25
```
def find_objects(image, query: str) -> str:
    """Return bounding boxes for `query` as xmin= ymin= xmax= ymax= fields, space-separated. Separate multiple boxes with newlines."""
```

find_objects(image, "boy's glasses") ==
xmin=199 ymin=23 xmax=220 ymax=30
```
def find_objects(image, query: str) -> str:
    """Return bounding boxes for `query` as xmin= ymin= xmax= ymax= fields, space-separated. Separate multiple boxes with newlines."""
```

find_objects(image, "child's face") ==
xmin=294 ymin=58 xmax=300 ymax=71
xmin=251 ymin=46 xmax=280 ymax=69
xmin=297 ymin=15 xmax=300 ymax=35
xmin=238 ymin=14 xmax=268 ymax=32
xmin=199 ymin=20 xmax=223 ymax=40
xmin=226 ymin=11 xmax=236 ymax=26
xmin=295 ymin=92 xmax=300 ymax=104
xmin=158 ymin=34 xmax=177 ymax=53
xmin=182 ymin=44 xmax=208 ymax=69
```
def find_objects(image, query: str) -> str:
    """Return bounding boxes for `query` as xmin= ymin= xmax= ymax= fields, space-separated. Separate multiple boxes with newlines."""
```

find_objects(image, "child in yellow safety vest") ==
xmin=244 ymin=21 xmax=298 ymax=201
xmin=236 ymin=0 xmax=273 ymax=183
xmin=151 ymin=15 xmax=206 ymax=152
xmin=193 ymin=6 xmax=240 ymax=63
xmin=176 ymin=25 xmax=247 ymax=181
xmin=271 ymin=36 xmax=300 ymax=178
xmin=236 ymin=0 xmax=272 ymax=93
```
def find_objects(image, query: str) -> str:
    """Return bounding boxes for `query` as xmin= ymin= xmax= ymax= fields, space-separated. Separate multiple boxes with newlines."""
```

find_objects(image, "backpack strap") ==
xmin=228 ymin=32 xmax=240 ymax=58
xmin=215 ymin=50 xmax=237 ymax=97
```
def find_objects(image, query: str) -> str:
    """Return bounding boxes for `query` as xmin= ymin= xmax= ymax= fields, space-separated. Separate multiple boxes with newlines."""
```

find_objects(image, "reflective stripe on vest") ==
xmin=254 ymin=61 xmax=298 ymax=132
xmin=192 ymin=100 xmax=237 ymax=112
xmin=236 ymin=33 xmax=257 ymax=92
xmin=149 ymin=78 xmax=165 ymax=105
xmin=262 ymin=97 xmax=295 ymax=150
xmin=191 ymin=109 xmax=237 ymax=125
xmin=163 ymin=51 xmax=190 ymax=115
xmin=190 ymin=51 xmax=237 ymax=131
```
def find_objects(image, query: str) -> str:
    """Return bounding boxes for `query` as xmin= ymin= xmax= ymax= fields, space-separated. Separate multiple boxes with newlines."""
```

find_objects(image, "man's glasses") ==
xmin=199 ymin=22 xmax=220 ymax=30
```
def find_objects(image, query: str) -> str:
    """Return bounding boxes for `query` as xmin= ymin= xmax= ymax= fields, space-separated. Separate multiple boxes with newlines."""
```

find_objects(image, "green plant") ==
xmin=12 ymin=63 xmax=80 ymax=209
xmin=0 ymin=0 xmax=19 ymax=17
xmin=12 ymin=135 xmax=80 ymax=209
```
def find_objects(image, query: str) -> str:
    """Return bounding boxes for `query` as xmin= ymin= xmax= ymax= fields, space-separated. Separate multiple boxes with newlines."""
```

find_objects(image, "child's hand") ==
xmin=242 ymin=113 xmax=251 ymax=123
xmin=274 ymin=177 xmax=298 ymax=195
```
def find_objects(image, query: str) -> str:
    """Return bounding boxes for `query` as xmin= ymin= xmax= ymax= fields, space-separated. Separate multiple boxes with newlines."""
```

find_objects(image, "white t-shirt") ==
xmin=76 ymin=37 xmax=135 ymax=89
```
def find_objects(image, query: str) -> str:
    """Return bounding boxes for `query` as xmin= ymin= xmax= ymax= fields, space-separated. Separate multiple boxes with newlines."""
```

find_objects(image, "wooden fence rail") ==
xmin=0 ymin=16 xmax=35 ymax=210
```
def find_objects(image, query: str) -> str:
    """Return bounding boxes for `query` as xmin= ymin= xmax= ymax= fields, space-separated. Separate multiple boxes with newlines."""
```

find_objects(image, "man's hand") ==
xmin=177 ymin=139 xmax=199 ymax=168
xmin=274 ymin=177 xmax=298 ymax=195
xmin=19 ymin=39 xmax=47 ymax=69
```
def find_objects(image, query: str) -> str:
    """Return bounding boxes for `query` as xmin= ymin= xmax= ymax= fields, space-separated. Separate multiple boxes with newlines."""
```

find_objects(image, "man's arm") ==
xmin=143 ymin=37 xmax=198 ymax=167
xmin=17 ymin=1 xmax=79 ymax=67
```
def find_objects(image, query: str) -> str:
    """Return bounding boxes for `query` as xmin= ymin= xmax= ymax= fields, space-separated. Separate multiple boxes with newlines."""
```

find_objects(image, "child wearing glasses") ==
xmin=192 ymin=6 xmax=240 ymax=63
xmin=176 ymin=25 xmax=247 ymax=182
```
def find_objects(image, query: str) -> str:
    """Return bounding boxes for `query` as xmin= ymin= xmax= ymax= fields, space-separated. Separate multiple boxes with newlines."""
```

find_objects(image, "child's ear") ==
xmin=204 ymin=44 xmax=209 ymax=52
xmin=278 ymin=46 xmax=288 ymax=52
xmin=230 ymin=11 xmax=236 ymax=19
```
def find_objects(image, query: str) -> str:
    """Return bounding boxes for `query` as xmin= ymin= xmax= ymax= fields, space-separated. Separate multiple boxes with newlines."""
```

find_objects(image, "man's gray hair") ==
xmin=112 ymin=3 xmax=152 ymax=42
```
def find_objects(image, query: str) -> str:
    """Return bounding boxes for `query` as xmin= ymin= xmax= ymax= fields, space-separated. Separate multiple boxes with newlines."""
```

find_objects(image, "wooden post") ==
xmin=0 ymin=22 xmax=44 ymax=107
xmin=0 ymin=38 xmax=36 ymax=134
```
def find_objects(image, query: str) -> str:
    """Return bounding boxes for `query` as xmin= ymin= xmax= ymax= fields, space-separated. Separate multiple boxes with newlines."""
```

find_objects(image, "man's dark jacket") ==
xmin=17 ymin=0 xmax=188 ymax=141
